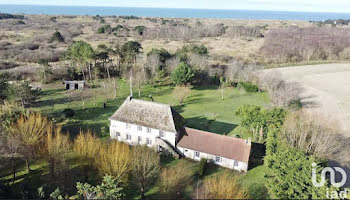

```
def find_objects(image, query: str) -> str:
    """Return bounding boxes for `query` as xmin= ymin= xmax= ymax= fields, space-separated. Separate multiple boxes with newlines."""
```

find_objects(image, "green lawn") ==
xmin=34 ymin=80 xmax=269 ymax=139
xmin=2 ymin=79 xmax=270 ymax=199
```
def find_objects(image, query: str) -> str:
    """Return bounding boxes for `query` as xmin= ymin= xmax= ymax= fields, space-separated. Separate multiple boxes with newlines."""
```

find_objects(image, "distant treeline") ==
xmin=0 ymin=13 xmax=24 ymax=20
xmin=313 ymin=19 xmax=350 ymax=25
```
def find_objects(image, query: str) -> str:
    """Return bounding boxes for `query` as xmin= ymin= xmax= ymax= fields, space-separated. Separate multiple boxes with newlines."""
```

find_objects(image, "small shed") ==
xmin=64 ymin=81 xmax=85 ymax=90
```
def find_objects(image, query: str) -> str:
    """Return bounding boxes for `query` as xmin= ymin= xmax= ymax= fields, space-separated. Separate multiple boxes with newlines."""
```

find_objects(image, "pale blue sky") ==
xmin=1 ymin=0 xmax=350 ymax=13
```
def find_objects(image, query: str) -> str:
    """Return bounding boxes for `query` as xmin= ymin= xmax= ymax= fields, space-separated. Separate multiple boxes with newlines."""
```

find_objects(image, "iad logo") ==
xmin=312 ymin=162 xmax=347 ymax=188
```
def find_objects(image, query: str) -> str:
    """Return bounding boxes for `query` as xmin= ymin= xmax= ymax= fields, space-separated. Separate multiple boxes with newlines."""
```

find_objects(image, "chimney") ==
xmin=127 ymin=96 xmax=133 ymax=101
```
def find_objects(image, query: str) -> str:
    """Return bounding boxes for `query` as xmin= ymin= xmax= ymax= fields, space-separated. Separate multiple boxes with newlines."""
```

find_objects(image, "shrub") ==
xmin=197 ymin=158 xmax=207 ymax=177
xmin=147 ymin=48 xmax=172 ymax=63
xmin=173 ymin=86 xmax=191 ymax=105
xmin=49 ymin=16 xmax=57 ymax=22
xmin=239 ymin=82 xmax=259 ymax=92
xmin=133 ymin=25 xmax=146 ymax=35
xmin=97 ymin=25 xmax=112 ymax=34
xmin=50 ymin=31 xmax=64 ymax=42
xmin=97 ymin=26 xmax=105 ymax=34
xmin=171 ymin=62 xmax=195 ymax=85
xmin=175 ymin=44 xmax=208 ymax=61
xmin=193 ymin=173 xmax=248 ymax=199
xmin=62 ymin=109 xmax=75 ymax=118
xmin=16 ymin=20 xmax=25 ymax=25
xmin=158 ymin=161 xmax=193 ymax=197
xmin=339 ymin=47 xmax=350 ymax=60
xmin=225 ymin=26 xmax=263 ymax=38
xmin=235 ymin=105 xmax=287 ymax=141
xmin=261 ymin=27 xmax=350 ymax=62
xmin=6 ymin=81 xmax=41 ymax=107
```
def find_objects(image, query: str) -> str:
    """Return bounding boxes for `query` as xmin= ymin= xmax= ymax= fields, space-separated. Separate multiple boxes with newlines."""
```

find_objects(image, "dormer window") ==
xmin=137 ymin=126 xmax=142 ymax=131
xmin=146 ymin=128 xmax=151 ymax=133
xmin=159 ymin=130 xmax=165 ymax=138
xmin=126 ymin=123 xmax=131 ymax=129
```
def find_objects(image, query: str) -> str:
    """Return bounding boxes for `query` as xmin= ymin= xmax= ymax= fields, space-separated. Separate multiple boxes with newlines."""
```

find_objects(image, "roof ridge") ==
xmin=168 ymin=106 xmax=177 ymax=133
xmin=109 ymin=97 xmax=178 ymax=133
xmin=184 ymin=127 xmax=249 ymax=143
xmin=131 ymin=98 xmax=170 ymax=107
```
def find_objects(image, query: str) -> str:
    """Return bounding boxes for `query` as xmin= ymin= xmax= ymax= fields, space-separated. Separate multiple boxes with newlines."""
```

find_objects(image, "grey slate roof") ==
xmin=109 ymin=96 xmax=185 ymax=133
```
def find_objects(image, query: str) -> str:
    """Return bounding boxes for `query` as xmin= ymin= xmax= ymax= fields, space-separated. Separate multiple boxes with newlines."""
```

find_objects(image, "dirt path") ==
xmin=271 ymin=63 xmax=350 ymax=134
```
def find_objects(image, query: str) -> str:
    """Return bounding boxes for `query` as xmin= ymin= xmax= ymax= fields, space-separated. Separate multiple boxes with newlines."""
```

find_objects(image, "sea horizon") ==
xmin=1 ymin=4 xmax=350 ymax=21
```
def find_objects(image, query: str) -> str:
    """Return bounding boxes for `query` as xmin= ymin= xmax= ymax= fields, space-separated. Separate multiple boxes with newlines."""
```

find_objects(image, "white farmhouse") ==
xmin=109 ymin=96 xmax=251 ymax=172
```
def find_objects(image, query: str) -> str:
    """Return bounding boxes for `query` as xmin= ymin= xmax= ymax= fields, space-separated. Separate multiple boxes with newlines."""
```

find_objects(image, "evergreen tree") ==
xmin=76 ymin=175 xmax=124 ymax=199
xmin=171 ymin=62 xmax=195 ymax=85
xmin=264 ymin=125 xmax=335 ymax=199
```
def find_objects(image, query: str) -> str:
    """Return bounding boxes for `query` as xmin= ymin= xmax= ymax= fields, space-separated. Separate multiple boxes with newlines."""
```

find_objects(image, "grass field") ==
xmin=34 ymin=79 xmax=269 ymax=139
xmin=1 ymin=79 xmax=270 ymax=199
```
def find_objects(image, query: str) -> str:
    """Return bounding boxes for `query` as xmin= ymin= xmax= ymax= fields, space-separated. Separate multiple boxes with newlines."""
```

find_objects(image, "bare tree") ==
xmin=281 ymin=110 xmax=340 ymax=159
xmin=259 ymin=70 xmax=302 ymax=107
xmin=145 ymin=53 xmax=160 ymax=79
xmin=188 ymin=54 xmax=209 ymax=72
xmin=224 ymin=60 xmax=244 ymax=83
xmin=134 ymin=54 xmax=148 ymax=97
xmin=131 ymin=146 xmax=160 ymax=200
xmin=165 ymin=57 xmax=180 ymax=74
xmin=173 ymin=86 xmax=191 ymax=105
xmin=261 ymin=27 xmax=350 ymax=63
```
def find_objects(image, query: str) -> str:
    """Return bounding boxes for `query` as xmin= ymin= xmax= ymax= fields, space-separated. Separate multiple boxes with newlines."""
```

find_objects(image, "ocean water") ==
xmin=1 ymin=4 xmax=350 ymax=21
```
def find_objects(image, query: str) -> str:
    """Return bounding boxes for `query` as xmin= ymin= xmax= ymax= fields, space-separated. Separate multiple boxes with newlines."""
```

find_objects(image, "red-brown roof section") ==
xmin=177 ymin=127 xmax=251 ymax=163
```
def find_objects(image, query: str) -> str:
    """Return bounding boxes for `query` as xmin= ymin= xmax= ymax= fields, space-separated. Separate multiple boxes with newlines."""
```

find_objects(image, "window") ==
xmin=195 ymin=151 xmax=200 ymax=157
xmin=126 ymin=134 xmax=131 ymax=140
xmin=146 ymin=138 xmax=152 ymax=145
xmin=116 ymin=132 xmax=121 ymax=137
xmin=159 ymin=130 xmax=165 ymax=138
xmin=234 ymin=160 xmax=239 ymax=167
xmin=137 ymin=126 xmax=142 ymax=131
xmin=215 ymin=156 xmax=222 ymax=163
xmin=184 ymin=149 xmax=188 ymax=152
xmin=146 ymin=128 xmax=151 ymax=133
xmin=126 ymin=123 xmax=131 ymax=129
xmin=138 ymin=136 xmax=142 ymax=142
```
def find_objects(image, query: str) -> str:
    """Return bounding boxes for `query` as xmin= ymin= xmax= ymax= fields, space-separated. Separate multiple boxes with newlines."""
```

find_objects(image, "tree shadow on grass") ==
xmin=247 ymin=183 xmax=269 ymax=199
xmin=248 ymin=143 xmax=266 ymax=170
xmin=41 ymin=88 xmax=65 ymax=96
xmin=61 ymin=99 xmax=124 ymax=136
xmin=204 ymin=163 xmax=223 ymax=177
xmin=185 ymin=117 xmax=237 ymax=135
xmin=33 ymin=97 xmax=71 ymax=108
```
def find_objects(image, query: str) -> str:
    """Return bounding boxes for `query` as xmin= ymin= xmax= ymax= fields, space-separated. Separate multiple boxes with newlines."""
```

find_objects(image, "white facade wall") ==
xmin=110 ymin=120 xmax=177 ymax=148
xmin=109 ymin=119 xmax=249 ymax=172
xmin=178 ymin=147 xmax=248 ymax=172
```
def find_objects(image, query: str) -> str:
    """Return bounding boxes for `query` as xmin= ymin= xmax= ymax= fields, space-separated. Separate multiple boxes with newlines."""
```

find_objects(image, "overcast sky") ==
xmin=1 ymin=0 xmax=350 ymax=13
